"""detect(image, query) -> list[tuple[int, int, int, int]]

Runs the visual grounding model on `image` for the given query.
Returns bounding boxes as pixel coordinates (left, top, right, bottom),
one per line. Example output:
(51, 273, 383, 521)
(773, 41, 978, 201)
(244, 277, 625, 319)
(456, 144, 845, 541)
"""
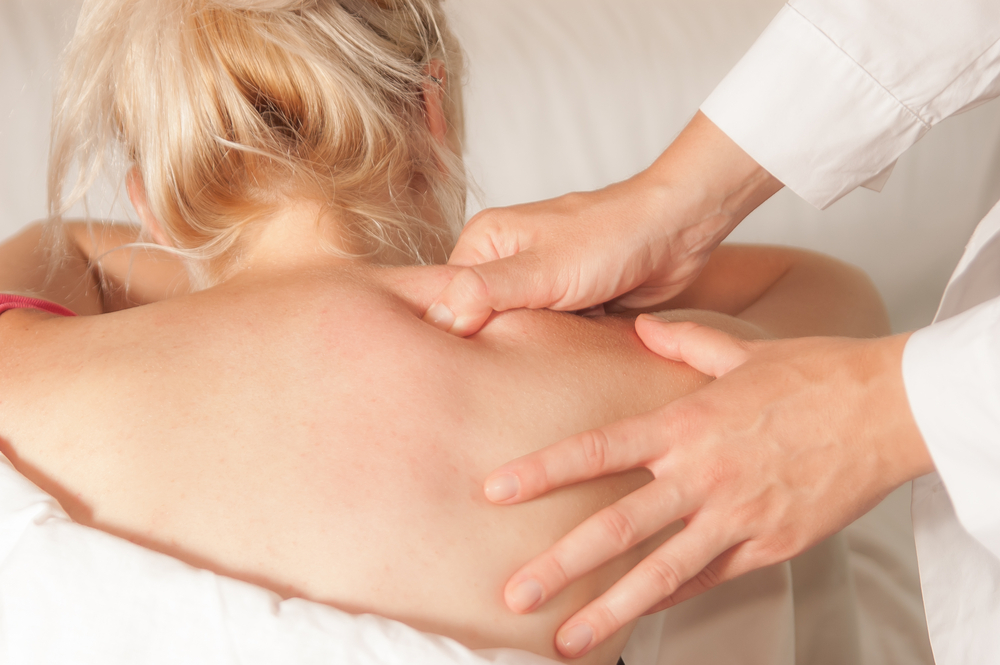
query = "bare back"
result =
(0, 263, 708, 664)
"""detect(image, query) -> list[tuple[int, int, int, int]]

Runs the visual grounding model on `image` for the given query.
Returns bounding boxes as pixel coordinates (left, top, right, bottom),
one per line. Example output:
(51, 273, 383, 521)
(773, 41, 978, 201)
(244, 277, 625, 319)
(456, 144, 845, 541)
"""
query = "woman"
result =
(0, 0, 888, 662)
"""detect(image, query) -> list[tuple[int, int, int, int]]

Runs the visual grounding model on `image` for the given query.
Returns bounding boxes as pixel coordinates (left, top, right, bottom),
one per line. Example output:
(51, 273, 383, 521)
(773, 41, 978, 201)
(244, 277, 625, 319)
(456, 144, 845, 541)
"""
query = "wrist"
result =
(638, 112, 782, 257)
(867, 333, 936, 486)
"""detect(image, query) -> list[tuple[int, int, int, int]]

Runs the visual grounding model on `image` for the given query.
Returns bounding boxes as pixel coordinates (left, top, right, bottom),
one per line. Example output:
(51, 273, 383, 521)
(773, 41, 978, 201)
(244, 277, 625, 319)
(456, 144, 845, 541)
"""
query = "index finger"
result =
(554, 516, 734, 658)
(483, 409, 669, 504)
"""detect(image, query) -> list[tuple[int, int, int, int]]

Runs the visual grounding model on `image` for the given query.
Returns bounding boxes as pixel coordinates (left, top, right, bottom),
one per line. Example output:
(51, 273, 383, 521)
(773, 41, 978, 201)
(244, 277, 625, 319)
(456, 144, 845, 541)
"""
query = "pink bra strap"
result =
(0, 294, 77, 318)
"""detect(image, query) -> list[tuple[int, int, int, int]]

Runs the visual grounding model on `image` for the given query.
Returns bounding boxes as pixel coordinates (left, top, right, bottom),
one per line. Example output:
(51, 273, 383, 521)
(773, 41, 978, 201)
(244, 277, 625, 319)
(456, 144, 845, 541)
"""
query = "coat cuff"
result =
(701, 4, 927, 209)
(903, 297, 1000, 558)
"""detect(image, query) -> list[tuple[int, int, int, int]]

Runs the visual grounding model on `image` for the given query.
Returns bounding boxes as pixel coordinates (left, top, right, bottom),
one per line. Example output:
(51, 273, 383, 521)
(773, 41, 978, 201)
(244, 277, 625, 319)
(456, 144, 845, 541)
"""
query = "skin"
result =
(0, 211, 888, 663)
(423, 112, 936, 657)
(0, 248, 672, 665)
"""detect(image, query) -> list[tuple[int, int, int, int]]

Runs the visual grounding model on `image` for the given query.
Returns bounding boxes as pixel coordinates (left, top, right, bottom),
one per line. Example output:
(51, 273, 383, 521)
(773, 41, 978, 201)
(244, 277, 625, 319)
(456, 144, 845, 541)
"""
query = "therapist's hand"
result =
(423, 113, 782, 336)
(484, 316, 935, 658)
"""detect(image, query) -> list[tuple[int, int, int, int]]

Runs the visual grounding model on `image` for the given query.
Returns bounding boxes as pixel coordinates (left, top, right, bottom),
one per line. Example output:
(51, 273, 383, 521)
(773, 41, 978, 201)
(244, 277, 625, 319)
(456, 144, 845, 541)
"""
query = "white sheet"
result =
(1, 440, 830, 664)
(0, 453, 562, 665)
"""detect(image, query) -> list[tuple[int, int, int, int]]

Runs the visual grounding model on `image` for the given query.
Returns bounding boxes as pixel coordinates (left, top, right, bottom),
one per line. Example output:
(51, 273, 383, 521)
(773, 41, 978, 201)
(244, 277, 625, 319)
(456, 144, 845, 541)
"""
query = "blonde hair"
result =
(49, 0, 466, 284)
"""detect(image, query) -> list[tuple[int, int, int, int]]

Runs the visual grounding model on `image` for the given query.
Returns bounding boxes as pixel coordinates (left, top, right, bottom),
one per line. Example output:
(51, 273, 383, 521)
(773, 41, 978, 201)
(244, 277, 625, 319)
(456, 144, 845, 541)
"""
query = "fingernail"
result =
(424, 302, 456, 331)
(559, 623, 594, 656)
(508, 579, 543, 612)
(484, 473, 519, 502)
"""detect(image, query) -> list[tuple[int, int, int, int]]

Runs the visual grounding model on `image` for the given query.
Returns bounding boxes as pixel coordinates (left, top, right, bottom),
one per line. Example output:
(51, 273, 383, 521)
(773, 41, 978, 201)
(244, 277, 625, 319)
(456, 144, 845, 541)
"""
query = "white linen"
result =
(0, 424, 906, 665)
(0, 436, 845, 665)
(702, 1, 1000, 662)
(0, 453, 562, 665)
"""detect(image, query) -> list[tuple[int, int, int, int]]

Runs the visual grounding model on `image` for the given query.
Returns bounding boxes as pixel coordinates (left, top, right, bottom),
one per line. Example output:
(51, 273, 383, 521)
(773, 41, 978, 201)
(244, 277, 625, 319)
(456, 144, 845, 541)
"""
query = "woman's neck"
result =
(237, 188, 451, 277)
(240, 202, 350, 272)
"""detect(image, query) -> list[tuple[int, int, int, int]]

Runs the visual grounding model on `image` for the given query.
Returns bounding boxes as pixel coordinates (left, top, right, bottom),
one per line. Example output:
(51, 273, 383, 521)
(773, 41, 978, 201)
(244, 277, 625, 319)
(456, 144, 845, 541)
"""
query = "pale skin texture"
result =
(424, 113, 936, 657)
(0, 213, 884, 663)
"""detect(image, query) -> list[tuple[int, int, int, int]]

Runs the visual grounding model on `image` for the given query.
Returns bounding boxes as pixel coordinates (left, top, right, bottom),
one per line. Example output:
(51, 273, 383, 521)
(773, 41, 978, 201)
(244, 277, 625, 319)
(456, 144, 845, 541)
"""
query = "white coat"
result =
(702, 2, 1000, 662)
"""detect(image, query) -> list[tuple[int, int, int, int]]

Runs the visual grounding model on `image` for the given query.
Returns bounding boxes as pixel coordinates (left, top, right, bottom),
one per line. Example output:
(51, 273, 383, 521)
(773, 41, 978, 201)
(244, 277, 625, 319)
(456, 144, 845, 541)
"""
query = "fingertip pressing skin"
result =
(505, 578, 543, 613)
(422, 299, 490, 337)
(484, 472, 520, 503)
(423, 301, 457, 331)
(635, 315, 753, 378)
(634, 315, 717, 363)
(558, 622, 594, 657)
(422, 267, 495, 336)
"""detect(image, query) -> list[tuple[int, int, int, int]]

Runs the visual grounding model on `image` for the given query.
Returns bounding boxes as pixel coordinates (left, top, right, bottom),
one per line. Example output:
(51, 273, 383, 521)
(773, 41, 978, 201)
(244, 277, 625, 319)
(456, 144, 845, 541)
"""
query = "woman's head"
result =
(50, 0, 466, 284)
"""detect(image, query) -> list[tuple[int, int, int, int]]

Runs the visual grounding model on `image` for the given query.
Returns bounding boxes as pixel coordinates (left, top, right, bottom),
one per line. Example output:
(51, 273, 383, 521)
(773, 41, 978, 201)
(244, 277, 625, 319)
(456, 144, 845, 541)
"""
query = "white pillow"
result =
(0, 454, 561, 665)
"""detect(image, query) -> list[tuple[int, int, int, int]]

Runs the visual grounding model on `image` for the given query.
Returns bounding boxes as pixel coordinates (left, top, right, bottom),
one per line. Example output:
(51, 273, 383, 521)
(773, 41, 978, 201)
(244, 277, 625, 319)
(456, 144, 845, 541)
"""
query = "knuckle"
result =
(759, 531, 806, 564)
(545, 554, 573, 589)
(586, 599, 626, 637)
(597, 505, 641, 550)
(703, 460, 732, 489)
(468, 206, 503, 226)
(692, 564, 722, 591)
(641, 555, 684, 597)
(479, 207, 518, 236)
(451, 266, 490, 304)
(578, 428, 612, 475)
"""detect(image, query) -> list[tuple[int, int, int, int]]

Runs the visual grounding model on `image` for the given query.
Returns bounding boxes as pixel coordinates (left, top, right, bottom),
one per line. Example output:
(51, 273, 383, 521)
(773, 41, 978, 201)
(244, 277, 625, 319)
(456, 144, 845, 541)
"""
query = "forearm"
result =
(635, 112, 783, 259)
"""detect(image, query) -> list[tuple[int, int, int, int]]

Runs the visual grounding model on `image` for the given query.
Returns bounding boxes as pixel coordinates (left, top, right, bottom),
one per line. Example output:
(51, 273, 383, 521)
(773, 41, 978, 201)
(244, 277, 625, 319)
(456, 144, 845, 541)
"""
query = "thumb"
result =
(635, 315, 751, 378)
(424, 251, 551, 337)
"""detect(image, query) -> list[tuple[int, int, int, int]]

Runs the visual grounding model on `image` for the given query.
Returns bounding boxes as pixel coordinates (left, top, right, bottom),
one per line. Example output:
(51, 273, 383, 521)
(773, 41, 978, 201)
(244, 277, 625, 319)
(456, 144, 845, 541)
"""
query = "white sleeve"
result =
(701, 1, 1000, 209)
(903, 296, 1000, 559)
(0, 455, 554, 665)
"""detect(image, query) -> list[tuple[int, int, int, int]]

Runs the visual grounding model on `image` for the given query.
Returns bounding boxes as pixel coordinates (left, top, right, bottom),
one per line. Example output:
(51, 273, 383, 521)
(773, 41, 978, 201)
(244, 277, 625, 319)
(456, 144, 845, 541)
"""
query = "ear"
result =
(126, 167, 172, 247)
(422, 59, 448, 146)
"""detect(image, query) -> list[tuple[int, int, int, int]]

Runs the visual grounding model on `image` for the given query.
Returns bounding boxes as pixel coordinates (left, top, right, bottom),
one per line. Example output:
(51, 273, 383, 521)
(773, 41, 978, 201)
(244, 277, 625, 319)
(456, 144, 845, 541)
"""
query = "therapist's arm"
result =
(504, 329, 933, 658)
(426, 0, 1000, 339)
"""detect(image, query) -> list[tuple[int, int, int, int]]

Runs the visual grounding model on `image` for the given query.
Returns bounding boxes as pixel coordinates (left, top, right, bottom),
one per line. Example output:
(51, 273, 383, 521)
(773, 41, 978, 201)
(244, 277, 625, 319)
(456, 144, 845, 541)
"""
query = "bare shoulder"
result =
(63, 220, 190, 308)
(0, 271, 704, 664)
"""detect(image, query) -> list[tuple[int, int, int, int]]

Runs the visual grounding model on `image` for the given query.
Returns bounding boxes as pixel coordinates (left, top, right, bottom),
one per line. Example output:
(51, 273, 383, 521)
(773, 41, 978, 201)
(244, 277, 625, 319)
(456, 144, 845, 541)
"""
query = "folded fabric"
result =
(0, 453, 558, 665)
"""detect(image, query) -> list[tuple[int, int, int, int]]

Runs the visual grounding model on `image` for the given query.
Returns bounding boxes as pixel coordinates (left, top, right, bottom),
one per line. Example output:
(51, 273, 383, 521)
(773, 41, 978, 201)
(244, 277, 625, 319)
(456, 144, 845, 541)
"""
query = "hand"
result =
(424, 113, 782, 336)
(424, 177, 702, 335)
(483, 316, 934, 658)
